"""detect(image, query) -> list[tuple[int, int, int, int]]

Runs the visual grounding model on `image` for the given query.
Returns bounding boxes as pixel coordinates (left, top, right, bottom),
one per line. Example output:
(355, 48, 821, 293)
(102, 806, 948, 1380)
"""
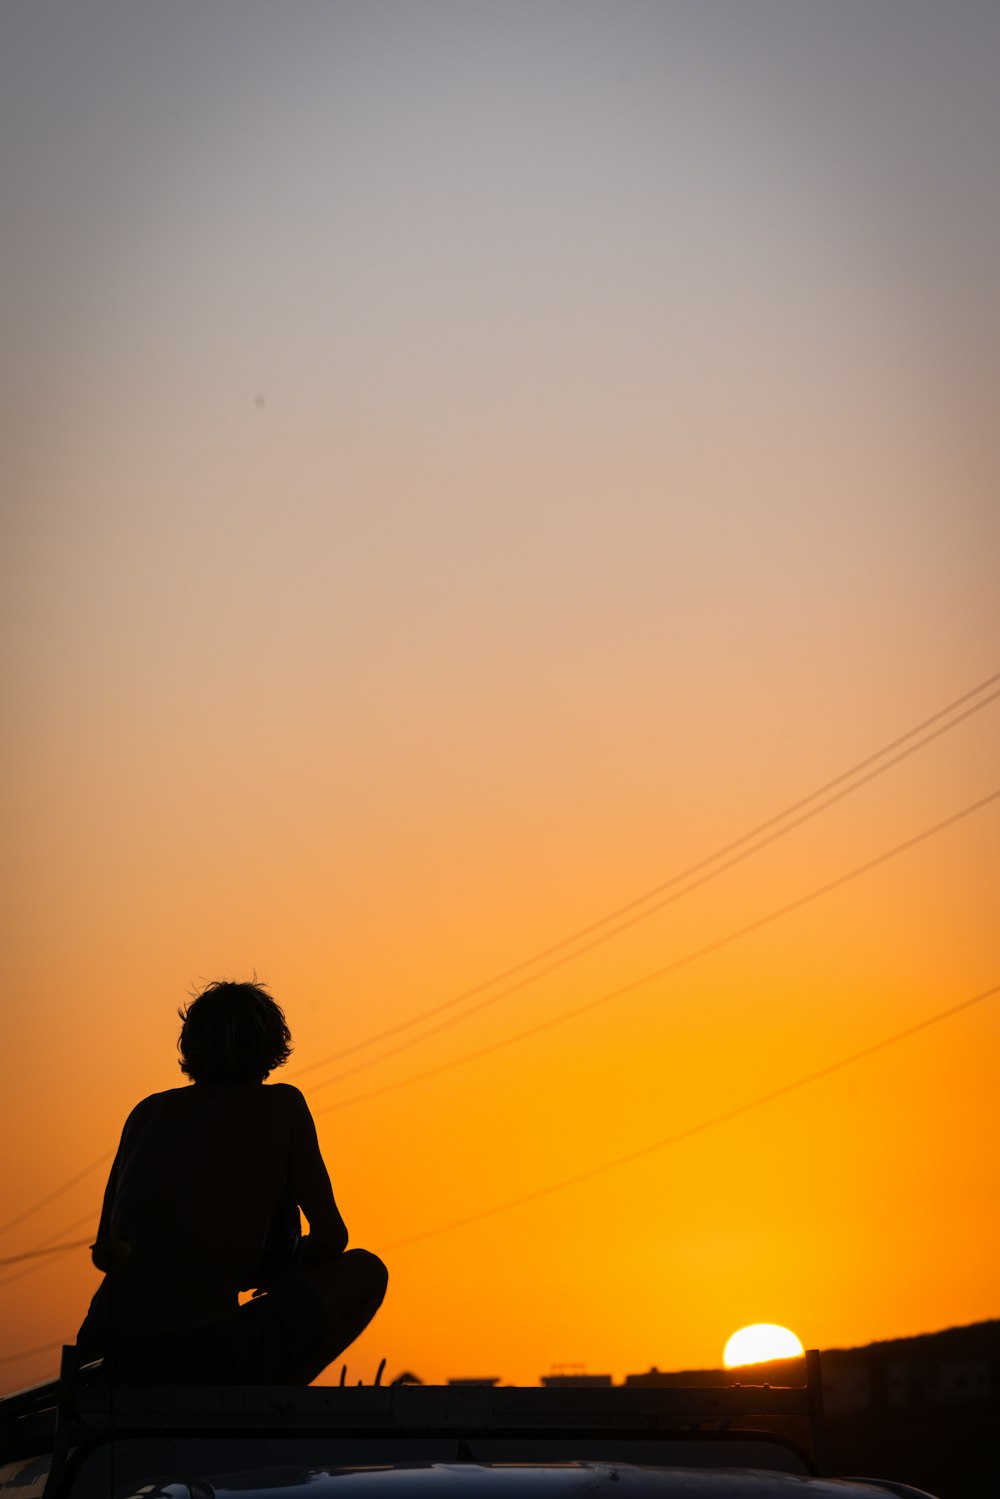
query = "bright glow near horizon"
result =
(724, 1325, 805, 1368)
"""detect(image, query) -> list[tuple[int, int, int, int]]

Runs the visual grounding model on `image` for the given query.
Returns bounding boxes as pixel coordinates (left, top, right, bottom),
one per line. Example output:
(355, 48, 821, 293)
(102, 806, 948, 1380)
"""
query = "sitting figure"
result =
(76, 980, 388, 1384)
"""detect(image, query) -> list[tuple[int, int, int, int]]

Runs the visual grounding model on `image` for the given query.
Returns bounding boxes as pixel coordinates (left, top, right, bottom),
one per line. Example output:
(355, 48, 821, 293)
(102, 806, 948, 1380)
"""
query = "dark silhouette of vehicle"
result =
(0, 1349, 939, 1499)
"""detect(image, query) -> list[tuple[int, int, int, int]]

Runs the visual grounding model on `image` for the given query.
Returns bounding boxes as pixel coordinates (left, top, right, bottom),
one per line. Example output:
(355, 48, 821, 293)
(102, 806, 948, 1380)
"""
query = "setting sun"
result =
(724, 1325, 805, 1368)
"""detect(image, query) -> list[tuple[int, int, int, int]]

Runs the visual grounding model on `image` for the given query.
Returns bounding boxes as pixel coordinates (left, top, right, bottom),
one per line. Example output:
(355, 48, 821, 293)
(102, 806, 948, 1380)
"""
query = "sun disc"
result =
(723, 1324, 804, 1367)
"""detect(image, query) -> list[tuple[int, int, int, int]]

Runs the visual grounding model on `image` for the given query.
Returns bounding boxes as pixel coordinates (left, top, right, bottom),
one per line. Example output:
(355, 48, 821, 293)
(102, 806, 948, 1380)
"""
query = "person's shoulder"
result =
(121, 1088, 180, 1132)
(265, 1081, 309, 1109)
(264, 1081, 317, 1127)
(133, 1086, 188, 1106)
(129, 1087, 187, 1113)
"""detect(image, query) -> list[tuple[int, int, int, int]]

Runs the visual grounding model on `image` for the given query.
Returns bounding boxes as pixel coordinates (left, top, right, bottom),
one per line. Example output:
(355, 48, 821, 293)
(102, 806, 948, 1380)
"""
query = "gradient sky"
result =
(1, 1, 998, 1392)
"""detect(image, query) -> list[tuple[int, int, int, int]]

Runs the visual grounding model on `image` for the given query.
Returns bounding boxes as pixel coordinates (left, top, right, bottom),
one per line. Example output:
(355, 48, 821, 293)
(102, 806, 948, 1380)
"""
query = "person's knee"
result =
(343, 1248, 388, 1304)
(306, 1248, 387, 1310)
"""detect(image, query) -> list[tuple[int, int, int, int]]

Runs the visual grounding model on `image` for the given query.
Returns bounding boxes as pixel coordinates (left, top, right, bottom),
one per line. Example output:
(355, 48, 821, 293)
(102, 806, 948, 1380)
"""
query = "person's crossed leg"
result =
(239, 1241, 389, 1379)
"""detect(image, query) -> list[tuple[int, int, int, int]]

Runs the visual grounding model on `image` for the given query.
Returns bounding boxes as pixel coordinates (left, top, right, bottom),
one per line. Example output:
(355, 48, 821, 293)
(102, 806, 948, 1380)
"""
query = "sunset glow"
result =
(724, 1325, 805, 1368)
(2, 2, 998, 1398)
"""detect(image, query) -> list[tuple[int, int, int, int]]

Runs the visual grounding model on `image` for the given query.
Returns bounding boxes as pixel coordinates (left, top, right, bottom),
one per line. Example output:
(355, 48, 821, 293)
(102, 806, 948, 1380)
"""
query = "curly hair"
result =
(178, 980, 293, 1084)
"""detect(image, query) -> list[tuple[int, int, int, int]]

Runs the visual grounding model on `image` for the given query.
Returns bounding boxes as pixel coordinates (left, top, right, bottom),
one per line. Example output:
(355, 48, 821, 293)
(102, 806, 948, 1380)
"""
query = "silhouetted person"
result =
(76, 980, 387, 1384)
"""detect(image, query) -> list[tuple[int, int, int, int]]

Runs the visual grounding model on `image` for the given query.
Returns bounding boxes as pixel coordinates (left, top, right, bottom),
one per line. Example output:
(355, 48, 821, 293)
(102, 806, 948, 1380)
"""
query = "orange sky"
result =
(2, 2, 998, 1393)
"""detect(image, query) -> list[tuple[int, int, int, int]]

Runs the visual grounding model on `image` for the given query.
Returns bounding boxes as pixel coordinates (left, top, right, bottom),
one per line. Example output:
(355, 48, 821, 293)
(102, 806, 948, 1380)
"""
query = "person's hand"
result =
(250, 1236, 308, 1296)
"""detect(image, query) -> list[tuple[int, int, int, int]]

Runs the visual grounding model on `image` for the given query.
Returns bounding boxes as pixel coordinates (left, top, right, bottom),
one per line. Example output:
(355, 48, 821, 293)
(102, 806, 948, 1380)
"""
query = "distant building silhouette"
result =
(823, 1323, 997, 1411)
(619, 1323, 1000, 1497)
(541, 1373, 613, 1388)
(623, 1323, 997, 1412)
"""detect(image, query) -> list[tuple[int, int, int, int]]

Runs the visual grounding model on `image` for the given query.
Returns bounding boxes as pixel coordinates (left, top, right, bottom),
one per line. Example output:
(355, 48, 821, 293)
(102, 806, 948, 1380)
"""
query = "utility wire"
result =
(308, 694, 1000, 1098)
(9, 758, 982, 1280)
(0, 1153, 112, 1242)
(315, 787, 999, 1115)
(5, 672, 997, 1272)
(0, 1211, 98, 1292)
(4, 778, 996, 1281)
(0, 1238, 91, 1268)
(294, 670, 1000, 1086)
(379, 981, 1000, 1251)
(3, 981, 996, 1380)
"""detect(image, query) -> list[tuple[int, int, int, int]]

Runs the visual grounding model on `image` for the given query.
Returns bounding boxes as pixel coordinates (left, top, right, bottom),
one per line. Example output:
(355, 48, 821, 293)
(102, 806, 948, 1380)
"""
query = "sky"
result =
(1, 0, 998, 1392)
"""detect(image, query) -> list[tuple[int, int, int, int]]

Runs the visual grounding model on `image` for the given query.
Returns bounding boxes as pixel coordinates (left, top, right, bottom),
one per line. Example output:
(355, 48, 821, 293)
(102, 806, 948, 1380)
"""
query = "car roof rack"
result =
(0, 1346, 827, 1497)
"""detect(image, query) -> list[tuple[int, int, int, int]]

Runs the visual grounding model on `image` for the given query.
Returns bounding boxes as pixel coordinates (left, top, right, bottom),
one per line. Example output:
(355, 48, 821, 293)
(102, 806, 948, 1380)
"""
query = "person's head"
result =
(177, 979, 292, 1084)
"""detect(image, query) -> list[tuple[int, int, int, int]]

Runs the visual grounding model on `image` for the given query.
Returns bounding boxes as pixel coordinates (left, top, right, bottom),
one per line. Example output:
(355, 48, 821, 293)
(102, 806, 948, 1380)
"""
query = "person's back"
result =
(77, 981, 388, 1383)
(95, 1080, 316, 1333)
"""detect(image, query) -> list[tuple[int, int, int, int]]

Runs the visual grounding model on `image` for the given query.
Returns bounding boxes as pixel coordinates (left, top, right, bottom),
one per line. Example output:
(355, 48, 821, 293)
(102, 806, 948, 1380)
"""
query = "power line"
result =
(307, 691, 1000, 1099)
(294, 670, 1000, 1087)
(0, 1238, 91, 1268)
(378, 981, 1000, 1251)
(315, 787, 999, 1115)
(4, 672, 997, 1273)
(3, 981, 996, 1379)
(0, 1211, 98, 1292)
(4, 780, 995, 1288)
(0, 1152, 112, 1242)
(9, 759, 979, 1283)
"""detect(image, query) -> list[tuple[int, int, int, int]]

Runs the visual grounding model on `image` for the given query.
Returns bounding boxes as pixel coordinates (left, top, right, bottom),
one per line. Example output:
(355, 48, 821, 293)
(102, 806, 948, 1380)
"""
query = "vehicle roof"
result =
(117, 1461, 930, 1499)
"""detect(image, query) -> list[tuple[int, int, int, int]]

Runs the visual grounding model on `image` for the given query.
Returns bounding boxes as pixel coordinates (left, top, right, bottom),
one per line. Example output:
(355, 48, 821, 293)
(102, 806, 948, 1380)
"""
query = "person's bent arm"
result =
(284, 1086, 348, 1261)
(90, 1149, 123, 1270)
(90, 1097, 150, 1271)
